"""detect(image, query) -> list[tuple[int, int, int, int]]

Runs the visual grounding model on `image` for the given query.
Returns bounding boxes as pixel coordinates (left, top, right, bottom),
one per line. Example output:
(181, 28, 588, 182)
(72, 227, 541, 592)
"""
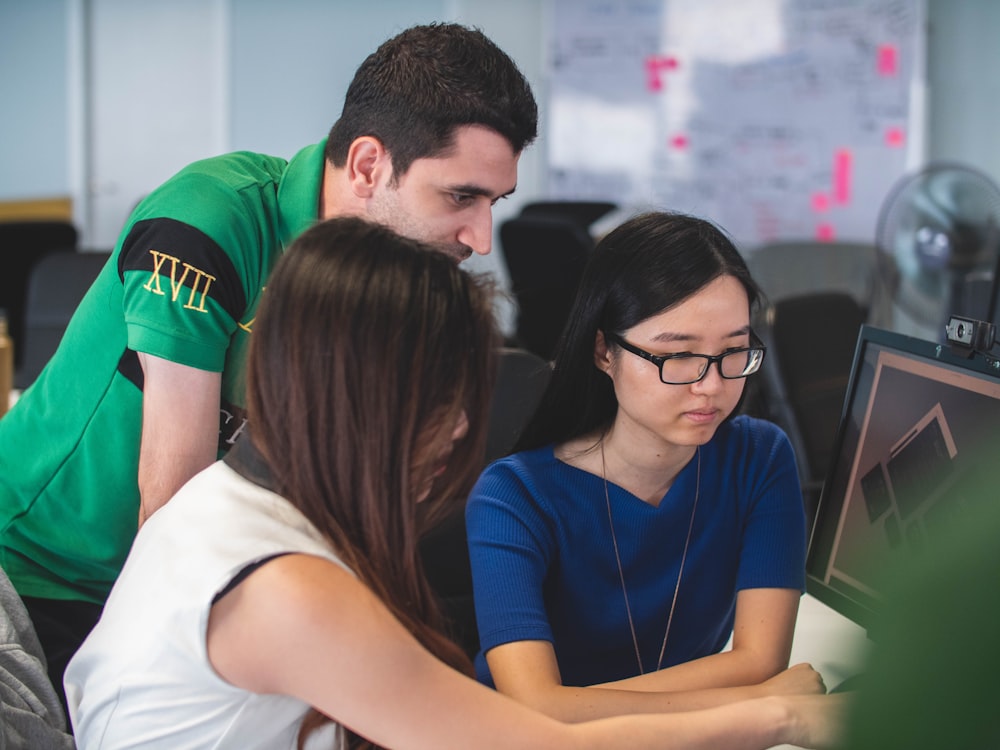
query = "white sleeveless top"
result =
(65, 458, 349, 749)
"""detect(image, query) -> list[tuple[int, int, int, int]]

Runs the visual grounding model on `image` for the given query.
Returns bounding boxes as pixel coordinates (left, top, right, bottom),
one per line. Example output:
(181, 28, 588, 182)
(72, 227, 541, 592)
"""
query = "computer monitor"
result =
(805, 325, 1000, 634)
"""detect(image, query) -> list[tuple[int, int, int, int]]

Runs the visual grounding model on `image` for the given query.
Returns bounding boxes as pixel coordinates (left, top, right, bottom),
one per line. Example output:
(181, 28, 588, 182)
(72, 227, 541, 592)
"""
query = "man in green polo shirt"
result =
(0, 22, 537, 699)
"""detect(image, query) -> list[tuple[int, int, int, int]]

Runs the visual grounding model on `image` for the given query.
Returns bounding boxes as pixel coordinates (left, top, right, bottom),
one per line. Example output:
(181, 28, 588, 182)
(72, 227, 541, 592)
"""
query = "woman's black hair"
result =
(514, 210, 762, 452)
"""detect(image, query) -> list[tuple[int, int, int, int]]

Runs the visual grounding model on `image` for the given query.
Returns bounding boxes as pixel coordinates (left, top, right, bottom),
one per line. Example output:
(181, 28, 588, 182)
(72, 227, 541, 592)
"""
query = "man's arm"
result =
(137, 352, 221, 526)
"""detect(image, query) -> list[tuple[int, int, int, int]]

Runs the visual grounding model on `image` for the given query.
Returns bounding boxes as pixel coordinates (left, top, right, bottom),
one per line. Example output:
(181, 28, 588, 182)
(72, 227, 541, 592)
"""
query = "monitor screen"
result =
(805, 325, 1000, 633)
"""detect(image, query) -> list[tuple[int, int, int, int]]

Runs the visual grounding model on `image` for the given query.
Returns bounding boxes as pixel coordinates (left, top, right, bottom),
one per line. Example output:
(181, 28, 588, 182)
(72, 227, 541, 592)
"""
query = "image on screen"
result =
(805, 326, 1000, 631)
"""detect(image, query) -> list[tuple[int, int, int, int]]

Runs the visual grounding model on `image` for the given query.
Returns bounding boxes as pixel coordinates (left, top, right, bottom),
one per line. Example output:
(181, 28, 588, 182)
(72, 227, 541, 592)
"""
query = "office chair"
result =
(756, 291, 868, 527)
(0, 221, 79, 373)
(747, 240, 888, 326)
(482, 347, 553, 464)
(500, 214, 595, 361)
(15, 250, 111, 389)
(745, 241, 882, 524)
(420, 347, 552, 658)
(519, 200, 617, 230)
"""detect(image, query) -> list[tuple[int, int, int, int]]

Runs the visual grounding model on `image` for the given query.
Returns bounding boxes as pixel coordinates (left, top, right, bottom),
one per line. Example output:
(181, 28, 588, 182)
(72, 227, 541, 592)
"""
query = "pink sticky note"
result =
(816, 223, 836, 241)
(670, 133, 689, 150)
(645, 55, 680, 91)
(812, 193, 830, 212)
(645, 56, 665, 91)
(885, 127, 906, 147)
(877, 45, 898, 76)
(833, 149, 852, 205)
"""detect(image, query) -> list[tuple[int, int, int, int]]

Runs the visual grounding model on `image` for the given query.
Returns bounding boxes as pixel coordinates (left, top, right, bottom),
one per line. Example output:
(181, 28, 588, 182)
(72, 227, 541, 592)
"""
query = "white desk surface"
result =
(768, 593, 871, 749)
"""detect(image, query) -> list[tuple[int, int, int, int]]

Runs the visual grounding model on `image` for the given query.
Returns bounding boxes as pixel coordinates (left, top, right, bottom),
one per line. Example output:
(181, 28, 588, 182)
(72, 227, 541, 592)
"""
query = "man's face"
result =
(366, 125, 520, 262)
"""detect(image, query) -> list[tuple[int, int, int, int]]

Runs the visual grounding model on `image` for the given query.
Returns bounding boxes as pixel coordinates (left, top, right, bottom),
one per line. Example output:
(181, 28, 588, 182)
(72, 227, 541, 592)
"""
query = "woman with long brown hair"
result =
(64, 217, 843, 749)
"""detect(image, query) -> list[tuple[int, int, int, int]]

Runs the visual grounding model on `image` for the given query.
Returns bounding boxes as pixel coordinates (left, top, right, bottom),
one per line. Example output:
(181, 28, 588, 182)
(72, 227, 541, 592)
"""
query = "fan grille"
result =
(875, 163, 1000, 331)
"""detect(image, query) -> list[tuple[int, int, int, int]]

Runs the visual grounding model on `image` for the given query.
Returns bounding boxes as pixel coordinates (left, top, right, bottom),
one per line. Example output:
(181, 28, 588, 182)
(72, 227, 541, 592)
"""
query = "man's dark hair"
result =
(325, 23, 538, 179)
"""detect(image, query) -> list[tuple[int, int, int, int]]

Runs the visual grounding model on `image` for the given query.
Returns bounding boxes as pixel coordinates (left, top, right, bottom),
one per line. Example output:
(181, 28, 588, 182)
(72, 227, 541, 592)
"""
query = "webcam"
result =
(945, 315, 996, 354)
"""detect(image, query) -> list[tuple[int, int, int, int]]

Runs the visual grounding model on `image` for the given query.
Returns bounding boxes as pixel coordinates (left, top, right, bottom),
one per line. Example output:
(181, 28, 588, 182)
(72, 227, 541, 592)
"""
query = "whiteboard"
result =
(545, 0, 926, 248)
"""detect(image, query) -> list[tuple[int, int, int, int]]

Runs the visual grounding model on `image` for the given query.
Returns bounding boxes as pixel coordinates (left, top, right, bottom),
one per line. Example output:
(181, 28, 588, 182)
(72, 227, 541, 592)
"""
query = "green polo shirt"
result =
(0, 141, 325, 604)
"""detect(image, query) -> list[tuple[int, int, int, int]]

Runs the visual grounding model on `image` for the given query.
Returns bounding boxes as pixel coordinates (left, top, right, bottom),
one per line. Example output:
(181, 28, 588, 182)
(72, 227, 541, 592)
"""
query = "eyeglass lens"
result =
(660, 349, 763, 383)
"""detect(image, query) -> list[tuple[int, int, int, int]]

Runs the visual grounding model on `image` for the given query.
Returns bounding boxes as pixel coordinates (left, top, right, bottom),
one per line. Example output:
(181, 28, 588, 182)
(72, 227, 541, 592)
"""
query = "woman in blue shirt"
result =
(467, 210, 821, 720)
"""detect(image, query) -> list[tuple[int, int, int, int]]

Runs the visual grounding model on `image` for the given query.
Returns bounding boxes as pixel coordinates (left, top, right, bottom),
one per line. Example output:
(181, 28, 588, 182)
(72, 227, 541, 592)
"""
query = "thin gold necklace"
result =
(601, 442, 701, 675)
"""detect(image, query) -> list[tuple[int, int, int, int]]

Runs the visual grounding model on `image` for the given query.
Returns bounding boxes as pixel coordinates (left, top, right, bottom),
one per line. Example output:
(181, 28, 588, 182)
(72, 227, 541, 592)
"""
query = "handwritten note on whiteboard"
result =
(545, 0, 925, 248)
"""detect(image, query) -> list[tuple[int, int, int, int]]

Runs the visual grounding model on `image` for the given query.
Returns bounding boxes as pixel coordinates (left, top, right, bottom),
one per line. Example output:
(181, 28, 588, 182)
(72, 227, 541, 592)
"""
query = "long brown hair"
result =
(245, 217, 499, 748)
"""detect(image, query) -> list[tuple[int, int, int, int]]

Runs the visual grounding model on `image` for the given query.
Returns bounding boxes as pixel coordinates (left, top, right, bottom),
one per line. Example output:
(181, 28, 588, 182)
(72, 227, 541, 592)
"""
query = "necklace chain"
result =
(601, 442, 701, 675)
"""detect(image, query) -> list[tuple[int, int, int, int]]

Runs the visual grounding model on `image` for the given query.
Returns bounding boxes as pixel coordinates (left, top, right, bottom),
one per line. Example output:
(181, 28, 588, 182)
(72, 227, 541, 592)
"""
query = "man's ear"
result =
(344, 136, 391, 198)
(594, 330, 613, 375)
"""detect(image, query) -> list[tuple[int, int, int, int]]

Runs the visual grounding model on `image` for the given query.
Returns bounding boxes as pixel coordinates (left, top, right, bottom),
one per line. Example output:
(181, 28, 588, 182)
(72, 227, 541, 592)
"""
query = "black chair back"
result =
(500, 215, 595, 360)
(519, 200, 617, 229)
(420, 347, 552, 658)
(0, 221, 78, 371)
(15, 250, 111, 389)
(756, 291, 868, 527)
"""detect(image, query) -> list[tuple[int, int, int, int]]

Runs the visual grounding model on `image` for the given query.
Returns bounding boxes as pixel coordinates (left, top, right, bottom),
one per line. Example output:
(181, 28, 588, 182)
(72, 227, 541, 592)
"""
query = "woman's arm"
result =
(599, 588, 801, 694)
(485, 608, 820, 726)
(207, 554, 841, 750)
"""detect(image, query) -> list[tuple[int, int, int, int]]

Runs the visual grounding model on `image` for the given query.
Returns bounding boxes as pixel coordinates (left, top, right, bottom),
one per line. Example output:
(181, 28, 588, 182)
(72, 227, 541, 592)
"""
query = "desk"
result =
(770, 593, 870, 749)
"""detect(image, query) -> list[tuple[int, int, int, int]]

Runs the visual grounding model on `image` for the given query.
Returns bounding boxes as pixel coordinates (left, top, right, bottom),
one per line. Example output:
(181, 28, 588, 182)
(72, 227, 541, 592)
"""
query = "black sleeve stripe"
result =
(118, 217, 247, 324)
(116, 348, 144, 390)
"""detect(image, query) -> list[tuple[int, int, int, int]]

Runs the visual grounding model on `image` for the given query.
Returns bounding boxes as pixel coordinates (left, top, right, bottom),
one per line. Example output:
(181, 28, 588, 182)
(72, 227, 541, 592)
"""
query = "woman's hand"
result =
(757, 662, 828, 697)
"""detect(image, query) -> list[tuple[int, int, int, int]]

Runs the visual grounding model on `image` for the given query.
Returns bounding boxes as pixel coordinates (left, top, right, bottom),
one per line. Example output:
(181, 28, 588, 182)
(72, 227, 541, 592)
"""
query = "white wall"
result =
(0, 0, 71, 200)
(83, 0, 229, 251)
(926, 0, 1000, 180)
(3, 0, 1000, 312)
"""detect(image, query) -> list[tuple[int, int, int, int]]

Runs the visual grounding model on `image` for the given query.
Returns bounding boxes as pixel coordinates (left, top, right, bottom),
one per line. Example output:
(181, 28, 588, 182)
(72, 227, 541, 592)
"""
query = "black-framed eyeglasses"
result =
(606, 331, 766, 385)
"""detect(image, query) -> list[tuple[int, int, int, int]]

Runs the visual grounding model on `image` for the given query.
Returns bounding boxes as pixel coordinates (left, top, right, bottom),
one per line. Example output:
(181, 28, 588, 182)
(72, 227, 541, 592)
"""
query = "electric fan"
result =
(875, 162, 1000, 343)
